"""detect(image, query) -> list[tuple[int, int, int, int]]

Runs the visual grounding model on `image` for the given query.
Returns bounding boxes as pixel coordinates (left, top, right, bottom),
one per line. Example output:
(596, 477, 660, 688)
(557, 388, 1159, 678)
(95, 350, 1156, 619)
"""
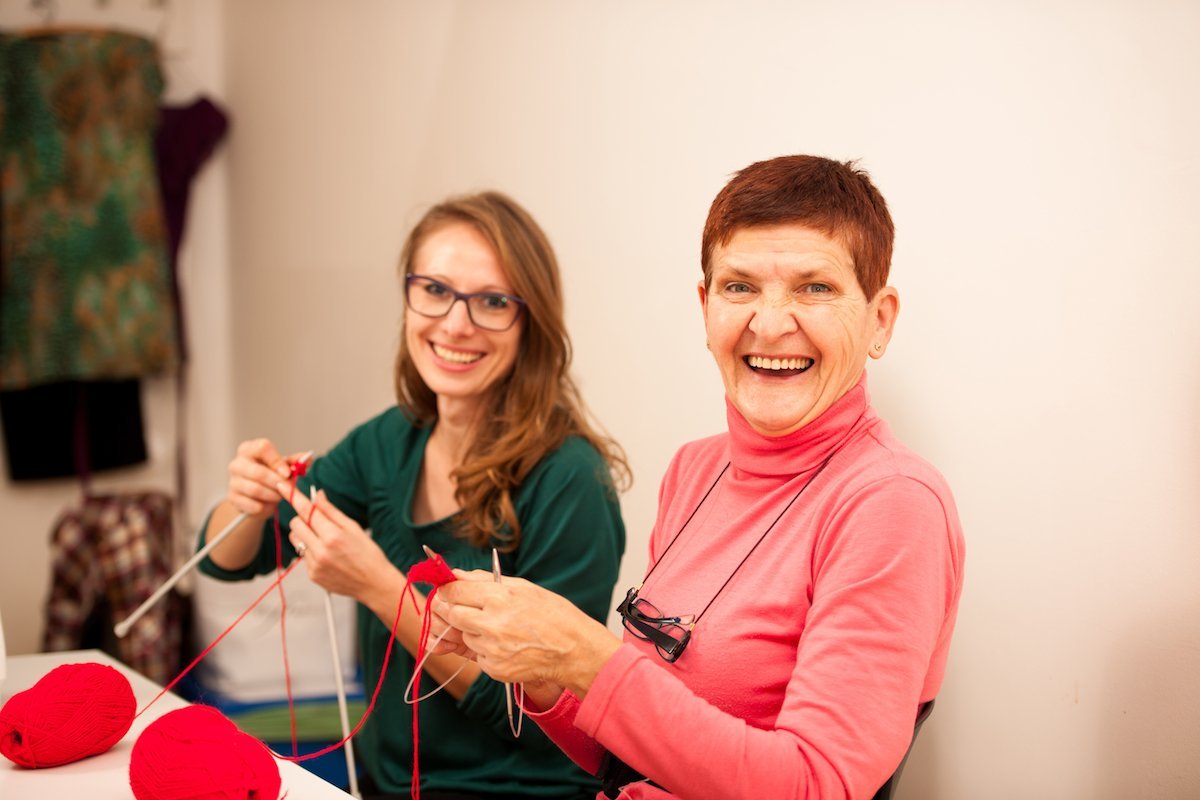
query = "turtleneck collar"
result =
(725, 371, 875, 478)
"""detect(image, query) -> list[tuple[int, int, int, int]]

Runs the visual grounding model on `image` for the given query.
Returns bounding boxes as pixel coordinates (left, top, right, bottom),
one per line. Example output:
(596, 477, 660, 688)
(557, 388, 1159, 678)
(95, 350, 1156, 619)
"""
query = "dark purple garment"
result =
(155, 96, 230, 362)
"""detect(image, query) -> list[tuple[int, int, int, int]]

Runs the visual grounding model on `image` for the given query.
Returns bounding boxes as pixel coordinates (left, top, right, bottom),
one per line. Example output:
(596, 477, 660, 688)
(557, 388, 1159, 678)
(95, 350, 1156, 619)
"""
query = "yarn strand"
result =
(136, 559, 304, 716)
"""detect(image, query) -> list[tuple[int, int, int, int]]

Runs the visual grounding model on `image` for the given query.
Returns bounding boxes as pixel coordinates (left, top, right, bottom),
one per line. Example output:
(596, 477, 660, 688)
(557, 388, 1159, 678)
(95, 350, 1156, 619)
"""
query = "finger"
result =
(288, 513, 325, 553)
(278, 479, 316, 519)
(288, 530, 314, 559)
(239, 439, 292, 479)
(313, 490, 355, 530)
(436, 579, 498, 608)
(439, 600, 491, 636)
(449, 568, 498, 583)
(230, 474, 279, 504)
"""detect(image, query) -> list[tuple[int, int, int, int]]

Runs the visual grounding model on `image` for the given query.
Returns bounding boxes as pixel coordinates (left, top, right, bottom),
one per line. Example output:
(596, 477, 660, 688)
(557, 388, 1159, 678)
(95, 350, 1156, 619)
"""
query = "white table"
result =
(0, 649, 354, 799)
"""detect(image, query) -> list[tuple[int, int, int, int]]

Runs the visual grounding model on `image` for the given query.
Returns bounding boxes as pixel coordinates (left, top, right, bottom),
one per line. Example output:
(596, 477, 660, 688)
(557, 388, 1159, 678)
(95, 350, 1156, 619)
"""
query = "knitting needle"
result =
(114, 451, 313, 639)
(114, 511, 246, 638)
(493, 548, 523, 737)
(312, 489, 361, 799)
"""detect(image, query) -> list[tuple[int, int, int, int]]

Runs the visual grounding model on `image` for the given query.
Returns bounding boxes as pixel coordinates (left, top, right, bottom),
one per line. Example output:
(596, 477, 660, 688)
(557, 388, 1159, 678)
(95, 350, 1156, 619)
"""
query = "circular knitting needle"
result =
(493, 548, 523, 738)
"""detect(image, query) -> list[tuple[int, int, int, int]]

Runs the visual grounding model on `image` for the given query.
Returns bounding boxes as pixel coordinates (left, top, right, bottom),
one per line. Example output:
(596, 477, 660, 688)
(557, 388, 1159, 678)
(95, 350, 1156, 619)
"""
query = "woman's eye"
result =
(479, 294, 510, 310)
(805, 283, 832, 294)
(724, 282, 753, 295)
(424, 281, 450, 297)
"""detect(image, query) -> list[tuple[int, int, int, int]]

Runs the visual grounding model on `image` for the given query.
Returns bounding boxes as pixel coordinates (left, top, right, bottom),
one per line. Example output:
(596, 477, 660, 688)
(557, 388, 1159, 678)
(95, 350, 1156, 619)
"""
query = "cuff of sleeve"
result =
(196, 507, 266, 581)
(519, 684, 582, 722)
(574, 643, 650, 738)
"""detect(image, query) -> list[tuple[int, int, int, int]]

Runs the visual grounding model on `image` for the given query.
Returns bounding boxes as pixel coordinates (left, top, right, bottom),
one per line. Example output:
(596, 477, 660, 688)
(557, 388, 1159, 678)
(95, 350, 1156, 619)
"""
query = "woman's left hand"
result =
(432, 573, 621, 696)
(282, 486, 399, 605)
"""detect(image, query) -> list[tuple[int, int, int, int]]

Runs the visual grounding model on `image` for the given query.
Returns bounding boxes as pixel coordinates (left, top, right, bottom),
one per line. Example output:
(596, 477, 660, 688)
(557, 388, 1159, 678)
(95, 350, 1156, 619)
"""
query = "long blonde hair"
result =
(395, 191, 630, 549)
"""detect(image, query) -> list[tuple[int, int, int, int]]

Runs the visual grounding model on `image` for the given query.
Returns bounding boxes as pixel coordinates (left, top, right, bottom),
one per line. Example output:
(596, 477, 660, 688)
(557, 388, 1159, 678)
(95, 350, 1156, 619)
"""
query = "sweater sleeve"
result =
(572, 475, 961, 800)
(457, 437, 626, 743)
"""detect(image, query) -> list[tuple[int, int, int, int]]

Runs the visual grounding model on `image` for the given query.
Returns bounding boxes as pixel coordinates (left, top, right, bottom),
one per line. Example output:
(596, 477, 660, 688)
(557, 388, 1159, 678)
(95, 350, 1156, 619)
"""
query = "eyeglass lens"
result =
(405, 275, 523, 331)
(619, 589, 692, 662)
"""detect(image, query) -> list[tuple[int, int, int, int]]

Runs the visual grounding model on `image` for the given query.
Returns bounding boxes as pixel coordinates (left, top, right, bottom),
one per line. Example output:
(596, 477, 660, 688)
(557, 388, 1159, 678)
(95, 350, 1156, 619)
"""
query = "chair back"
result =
(871, 699, 935, 800)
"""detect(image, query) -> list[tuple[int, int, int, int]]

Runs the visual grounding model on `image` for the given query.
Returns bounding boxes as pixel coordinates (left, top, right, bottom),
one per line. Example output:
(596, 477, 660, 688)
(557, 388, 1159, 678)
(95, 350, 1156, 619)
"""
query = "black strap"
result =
(598, 750, 664, 798)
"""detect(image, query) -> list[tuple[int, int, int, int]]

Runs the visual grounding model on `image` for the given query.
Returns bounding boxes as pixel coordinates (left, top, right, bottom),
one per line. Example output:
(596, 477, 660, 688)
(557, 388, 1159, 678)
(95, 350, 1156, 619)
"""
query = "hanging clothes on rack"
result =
(42, 490, 187, 685)
(0, 29, 178, 387)
(0, 29, 178, 483)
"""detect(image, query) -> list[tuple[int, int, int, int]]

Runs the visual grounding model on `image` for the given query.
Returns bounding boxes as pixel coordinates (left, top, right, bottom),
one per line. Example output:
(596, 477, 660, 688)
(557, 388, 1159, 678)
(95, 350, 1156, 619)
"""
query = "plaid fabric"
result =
(42, 492, 184, 685)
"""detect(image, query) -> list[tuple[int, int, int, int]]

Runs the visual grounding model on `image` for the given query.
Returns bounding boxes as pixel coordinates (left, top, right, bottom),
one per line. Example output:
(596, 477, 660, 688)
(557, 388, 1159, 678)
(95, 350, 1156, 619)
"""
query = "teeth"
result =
(433, 343, 483, 364)
(747, 356, 814, 371)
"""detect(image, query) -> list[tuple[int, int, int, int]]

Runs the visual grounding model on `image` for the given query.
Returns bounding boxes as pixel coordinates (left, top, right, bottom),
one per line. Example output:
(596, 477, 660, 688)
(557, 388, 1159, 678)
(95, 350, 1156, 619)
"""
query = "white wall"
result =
(3, 1, 1197, 797)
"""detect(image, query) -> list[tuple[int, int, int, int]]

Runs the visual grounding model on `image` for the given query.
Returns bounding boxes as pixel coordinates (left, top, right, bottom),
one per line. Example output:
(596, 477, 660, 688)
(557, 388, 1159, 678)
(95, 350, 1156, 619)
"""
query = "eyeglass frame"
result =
(404, 273, 527, 332)
(617, 586, 694, 663)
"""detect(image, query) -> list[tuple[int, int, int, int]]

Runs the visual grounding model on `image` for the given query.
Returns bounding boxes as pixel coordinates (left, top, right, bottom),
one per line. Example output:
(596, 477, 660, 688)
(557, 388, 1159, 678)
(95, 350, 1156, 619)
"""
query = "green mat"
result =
(228, 699, 368, 742)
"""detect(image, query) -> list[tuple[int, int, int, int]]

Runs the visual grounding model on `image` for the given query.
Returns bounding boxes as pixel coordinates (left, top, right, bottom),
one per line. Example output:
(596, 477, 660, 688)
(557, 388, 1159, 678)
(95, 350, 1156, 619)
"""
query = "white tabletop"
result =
(0, 649, 354, 799)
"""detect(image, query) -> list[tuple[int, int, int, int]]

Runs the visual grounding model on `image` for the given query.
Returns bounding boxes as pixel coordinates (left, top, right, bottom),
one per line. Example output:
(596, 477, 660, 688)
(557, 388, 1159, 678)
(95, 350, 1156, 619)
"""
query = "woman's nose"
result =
(748, 296, 800, 339)
(440, 297, 477, 334)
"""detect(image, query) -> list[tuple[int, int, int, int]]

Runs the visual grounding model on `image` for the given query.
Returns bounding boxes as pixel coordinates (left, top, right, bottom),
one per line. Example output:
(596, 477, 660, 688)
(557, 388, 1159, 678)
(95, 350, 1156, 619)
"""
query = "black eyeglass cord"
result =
(640, 451, 837, 630)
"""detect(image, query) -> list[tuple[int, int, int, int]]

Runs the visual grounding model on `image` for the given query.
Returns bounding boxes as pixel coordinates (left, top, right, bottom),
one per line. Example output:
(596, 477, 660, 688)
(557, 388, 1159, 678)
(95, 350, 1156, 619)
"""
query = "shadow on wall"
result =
(1098, 596, 1200, 798)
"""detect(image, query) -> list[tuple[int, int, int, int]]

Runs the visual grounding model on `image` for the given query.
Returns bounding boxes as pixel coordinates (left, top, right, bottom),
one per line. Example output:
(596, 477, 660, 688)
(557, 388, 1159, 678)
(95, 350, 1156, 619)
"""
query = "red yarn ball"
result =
(0, 661, 136, 768)
(129, 705, 281, 800)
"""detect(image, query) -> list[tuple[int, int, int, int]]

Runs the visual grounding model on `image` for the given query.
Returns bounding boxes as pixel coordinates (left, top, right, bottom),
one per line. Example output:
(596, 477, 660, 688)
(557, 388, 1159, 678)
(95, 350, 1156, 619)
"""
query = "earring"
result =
(873, 343, 883, 352)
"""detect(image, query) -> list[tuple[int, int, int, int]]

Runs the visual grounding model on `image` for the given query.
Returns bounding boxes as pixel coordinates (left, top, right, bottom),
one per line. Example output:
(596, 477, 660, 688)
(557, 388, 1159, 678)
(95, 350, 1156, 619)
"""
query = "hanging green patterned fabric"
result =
(0, 30, 178, 390)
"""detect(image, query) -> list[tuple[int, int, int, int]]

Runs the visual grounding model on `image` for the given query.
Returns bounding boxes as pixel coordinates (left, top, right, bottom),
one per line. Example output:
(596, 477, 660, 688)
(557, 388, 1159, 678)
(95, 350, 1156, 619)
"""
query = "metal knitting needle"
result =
(493, 548, 523, 737)
(114, 510, 246, 638)
(113, 452, 313, 639)
(309, 486, 361, 800)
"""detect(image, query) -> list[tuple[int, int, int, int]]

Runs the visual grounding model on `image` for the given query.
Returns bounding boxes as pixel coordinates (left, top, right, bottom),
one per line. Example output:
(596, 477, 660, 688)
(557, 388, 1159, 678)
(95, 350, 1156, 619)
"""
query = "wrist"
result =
(561, 622, 621, 699)
(360, 563, 405, 615)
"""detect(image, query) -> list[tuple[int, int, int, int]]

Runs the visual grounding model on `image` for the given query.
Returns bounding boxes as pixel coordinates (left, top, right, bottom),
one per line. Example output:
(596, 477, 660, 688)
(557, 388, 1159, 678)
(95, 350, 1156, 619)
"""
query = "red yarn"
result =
(407, 552, 455, 587)
(406, 553, 457, 800)
(0, 662, 135, 768)
(138, 559, 304, 715)
(270, 458, 309, 757)
(130, 705, 281, 800)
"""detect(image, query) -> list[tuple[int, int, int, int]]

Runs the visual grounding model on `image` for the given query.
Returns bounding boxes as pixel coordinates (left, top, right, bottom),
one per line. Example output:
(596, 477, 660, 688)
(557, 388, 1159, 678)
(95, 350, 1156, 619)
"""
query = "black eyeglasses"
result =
(617, 586, 695, 663)
(404, 274, 526, 332)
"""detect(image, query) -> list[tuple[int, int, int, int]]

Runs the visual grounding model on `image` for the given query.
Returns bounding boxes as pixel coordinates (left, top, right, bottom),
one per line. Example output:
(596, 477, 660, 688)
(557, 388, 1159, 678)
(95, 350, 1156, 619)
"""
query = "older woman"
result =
(199, 191, 629, 800)
(432, 156, 966, 799)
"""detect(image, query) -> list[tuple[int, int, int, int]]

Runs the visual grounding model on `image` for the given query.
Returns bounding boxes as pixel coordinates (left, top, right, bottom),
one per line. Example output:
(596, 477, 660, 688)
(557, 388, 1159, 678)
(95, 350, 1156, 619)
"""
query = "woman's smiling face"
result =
(405, 222, 523, 415)
(699, 224, 898, 437)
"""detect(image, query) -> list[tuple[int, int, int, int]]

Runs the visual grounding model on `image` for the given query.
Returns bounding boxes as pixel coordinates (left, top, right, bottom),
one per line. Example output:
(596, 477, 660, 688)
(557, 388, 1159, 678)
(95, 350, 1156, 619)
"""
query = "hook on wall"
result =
(30, 0, 58, 25)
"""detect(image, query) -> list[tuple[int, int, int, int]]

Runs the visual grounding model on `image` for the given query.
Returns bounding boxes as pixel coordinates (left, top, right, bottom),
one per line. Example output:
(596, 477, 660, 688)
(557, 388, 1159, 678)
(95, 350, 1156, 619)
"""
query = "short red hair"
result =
(701, 155, 894, 299)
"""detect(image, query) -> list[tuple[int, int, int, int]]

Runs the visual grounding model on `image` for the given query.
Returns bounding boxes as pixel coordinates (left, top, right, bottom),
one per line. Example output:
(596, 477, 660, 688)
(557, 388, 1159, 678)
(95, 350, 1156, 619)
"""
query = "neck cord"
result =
(642, 451, 837, 627)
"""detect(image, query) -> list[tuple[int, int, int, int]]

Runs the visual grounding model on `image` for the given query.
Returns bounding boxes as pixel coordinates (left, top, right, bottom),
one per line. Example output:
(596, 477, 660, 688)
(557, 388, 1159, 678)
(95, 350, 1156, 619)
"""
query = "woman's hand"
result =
(431, 572, 622, 698)
(227, 438, 302, 521)
(283, 487, 401, 607)
(207, 439, 307, 570)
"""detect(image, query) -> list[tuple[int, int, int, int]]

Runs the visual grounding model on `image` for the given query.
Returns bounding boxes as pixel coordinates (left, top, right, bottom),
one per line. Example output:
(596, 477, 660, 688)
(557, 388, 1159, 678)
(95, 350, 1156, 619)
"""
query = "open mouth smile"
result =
(432, 343, 484, 365)
(745, 355, 814, 375)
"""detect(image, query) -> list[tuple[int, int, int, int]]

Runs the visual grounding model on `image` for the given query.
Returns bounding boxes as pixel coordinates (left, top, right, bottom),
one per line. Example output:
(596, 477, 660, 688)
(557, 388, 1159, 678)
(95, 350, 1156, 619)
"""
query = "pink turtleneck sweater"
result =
(532, 374, 965, 799)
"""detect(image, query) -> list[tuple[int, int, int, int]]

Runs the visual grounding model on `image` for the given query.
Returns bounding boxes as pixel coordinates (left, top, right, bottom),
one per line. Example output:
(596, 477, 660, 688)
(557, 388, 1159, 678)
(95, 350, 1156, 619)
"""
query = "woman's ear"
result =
(869, 286, 900, 359)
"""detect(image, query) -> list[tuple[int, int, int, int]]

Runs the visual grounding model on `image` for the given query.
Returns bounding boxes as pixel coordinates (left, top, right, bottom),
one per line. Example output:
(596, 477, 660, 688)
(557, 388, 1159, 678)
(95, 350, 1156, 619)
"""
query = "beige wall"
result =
(3, 1, 1198, 797)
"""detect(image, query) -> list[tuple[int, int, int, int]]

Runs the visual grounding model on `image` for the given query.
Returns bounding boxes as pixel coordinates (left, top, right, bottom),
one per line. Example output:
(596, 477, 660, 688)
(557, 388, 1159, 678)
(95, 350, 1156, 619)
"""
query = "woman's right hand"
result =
(226, 438, 304, 521)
